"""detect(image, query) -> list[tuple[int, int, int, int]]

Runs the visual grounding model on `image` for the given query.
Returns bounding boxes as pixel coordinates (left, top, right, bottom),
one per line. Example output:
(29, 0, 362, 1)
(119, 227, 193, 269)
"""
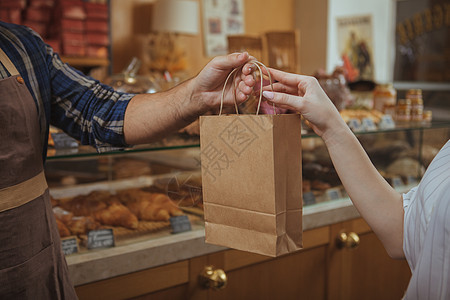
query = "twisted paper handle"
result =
(219, 60, 275, 116)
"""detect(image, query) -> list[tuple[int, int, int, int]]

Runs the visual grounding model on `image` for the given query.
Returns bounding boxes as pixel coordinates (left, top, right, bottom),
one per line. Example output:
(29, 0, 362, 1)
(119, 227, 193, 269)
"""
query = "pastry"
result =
(56, 218, 71, 237)
(93, 201, 139, 229)
(60, 190, 139, 229)
(66, 216, 101, 235)
(118, 188, 183, 221)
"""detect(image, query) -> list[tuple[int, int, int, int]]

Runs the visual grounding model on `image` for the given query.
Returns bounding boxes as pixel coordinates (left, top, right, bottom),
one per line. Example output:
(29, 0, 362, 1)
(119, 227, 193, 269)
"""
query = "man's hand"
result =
(124, 52, 254, 145)
(189, 52, 254, 111)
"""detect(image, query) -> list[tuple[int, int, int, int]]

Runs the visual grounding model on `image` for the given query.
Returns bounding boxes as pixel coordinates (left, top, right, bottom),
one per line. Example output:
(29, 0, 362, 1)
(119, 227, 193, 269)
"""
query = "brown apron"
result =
(0, 48, 77, 299)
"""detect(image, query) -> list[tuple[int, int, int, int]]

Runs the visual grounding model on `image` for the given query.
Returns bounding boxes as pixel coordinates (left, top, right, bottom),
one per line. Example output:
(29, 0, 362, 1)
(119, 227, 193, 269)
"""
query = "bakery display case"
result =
(44, 119, 450, 295)
(46, 121, 450, 246)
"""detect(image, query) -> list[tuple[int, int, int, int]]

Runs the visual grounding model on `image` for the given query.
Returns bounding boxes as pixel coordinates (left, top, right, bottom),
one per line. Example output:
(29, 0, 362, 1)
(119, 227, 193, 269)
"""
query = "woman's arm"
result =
(241, 68, 404, 258)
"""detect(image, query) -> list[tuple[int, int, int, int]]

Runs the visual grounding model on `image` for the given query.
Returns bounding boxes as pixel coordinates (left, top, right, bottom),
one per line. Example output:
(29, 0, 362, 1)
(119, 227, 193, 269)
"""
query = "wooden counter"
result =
(67, 197, 411, 299)
(67, 198, 359, 286)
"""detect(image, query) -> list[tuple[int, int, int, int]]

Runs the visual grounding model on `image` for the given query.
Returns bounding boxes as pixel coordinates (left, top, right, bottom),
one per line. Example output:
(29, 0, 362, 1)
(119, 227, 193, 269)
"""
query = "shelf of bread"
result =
(46, 120, 450, 161)
(50, 171, 203, 253)
(47, 127, 440, 255)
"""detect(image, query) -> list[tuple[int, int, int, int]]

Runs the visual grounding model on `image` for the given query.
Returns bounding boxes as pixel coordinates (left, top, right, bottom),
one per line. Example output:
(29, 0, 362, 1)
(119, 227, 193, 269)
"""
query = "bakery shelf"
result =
(46, 133, 200, 160)
(47, 121, 450, 160)
(60, 56, 109, 68)
(66, 182, 416, 286)
(47, 118, 449, 288)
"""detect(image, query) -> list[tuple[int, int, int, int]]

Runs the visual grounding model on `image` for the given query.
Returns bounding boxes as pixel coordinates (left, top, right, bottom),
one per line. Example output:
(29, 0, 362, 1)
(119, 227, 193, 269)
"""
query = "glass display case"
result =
(45, 121, 450, 255)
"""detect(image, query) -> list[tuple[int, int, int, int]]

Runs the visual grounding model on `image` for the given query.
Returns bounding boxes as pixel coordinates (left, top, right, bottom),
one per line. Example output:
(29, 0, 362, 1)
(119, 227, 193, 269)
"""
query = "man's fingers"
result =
(237, 80, 253, 96)
(213, 52, 250, 70)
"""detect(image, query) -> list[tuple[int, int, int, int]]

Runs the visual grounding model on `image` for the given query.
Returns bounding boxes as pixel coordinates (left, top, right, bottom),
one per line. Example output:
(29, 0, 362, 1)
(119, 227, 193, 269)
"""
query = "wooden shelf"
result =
(61, 56, 109, 68)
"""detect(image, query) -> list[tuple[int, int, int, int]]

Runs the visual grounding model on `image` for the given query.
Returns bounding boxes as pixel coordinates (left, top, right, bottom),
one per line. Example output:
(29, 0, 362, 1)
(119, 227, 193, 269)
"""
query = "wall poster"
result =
(202, 0, 245, 57)
(337, 15, 375, 82)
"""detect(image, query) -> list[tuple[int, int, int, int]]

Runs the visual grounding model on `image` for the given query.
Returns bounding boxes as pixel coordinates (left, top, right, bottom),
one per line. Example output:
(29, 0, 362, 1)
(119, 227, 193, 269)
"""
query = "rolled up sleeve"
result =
(48, 52, 135, 152)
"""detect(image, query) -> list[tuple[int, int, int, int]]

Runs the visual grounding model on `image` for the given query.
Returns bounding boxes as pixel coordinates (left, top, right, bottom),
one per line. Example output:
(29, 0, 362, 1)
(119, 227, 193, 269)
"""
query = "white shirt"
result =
(403, 139, 450, 299)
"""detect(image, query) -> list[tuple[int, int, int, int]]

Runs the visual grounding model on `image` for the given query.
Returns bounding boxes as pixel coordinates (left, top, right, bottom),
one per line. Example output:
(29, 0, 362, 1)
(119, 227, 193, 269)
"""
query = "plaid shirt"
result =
(0, 21, 134, 157)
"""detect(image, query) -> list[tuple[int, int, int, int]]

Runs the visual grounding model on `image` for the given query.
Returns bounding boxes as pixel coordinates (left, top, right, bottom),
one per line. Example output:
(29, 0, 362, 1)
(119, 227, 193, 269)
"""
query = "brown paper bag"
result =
(200, 61, 303, 257)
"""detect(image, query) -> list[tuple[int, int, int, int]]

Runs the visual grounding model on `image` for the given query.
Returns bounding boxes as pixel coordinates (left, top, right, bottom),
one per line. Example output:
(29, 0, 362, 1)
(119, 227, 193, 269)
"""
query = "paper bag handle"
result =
(219, 60, 275, 116)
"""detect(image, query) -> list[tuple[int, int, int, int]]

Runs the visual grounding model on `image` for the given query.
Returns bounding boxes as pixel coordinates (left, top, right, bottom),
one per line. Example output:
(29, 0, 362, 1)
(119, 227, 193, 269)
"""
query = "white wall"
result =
(327, 0, 396, 83)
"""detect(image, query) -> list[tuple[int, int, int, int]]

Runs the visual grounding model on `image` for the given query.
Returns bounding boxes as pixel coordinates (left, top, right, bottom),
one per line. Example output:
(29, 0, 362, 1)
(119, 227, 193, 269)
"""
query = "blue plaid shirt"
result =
(0, 21, 134, 157)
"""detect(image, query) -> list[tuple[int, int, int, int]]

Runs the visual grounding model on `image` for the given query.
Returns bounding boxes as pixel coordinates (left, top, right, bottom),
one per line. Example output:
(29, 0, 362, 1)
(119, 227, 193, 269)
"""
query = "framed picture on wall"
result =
(202, 0, 245, 57)
(336, 14, 375, 82)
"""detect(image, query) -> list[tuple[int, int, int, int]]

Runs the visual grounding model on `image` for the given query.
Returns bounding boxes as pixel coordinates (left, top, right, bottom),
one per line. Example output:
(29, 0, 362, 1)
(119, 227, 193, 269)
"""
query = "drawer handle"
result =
(337, 232, 360, 249)
(199, 265, 227, 290)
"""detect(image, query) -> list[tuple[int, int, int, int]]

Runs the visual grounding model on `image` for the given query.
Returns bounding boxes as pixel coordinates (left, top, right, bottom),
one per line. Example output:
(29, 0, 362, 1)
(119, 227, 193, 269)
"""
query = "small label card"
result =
(348, 119, 363, 132)
(303, 191, 316, 206)
(61, 237, 79, 255)
(170, 215, 192, 234)
(326, 188, 342, 201)
(390, 176, 404, 189)
(407, 175, 418, 185)
(361, 118, 377, 132)
(51, 132, 78, 149)
(87, 229, 115, 250)
(378, 114, 396, 130)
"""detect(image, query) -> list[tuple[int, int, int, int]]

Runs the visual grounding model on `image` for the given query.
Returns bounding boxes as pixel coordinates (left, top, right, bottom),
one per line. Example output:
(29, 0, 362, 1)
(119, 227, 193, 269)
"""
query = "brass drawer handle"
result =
(337, 232, 360, 249)
(199, 265, 227, 290)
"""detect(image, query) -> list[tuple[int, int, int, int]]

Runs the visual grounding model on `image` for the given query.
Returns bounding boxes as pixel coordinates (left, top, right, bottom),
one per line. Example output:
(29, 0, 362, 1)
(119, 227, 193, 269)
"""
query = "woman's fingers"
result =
(262, 91, 304, 112)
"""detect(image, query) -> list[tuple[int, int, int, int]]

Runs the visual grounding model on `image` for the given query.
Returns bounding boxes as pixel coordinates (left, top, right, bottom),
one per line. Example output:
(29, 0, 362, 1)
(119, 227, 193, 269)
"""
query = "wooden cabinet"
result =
(327, 218, 411, 300)
(74, 218, 411, 299)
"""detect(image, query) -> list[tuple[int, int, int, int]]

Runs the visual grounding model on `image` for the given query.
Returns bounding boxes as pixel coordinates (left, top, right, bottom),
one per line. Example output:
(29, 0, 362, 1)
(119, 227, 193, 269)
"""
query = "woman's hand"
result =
(239, 66, 347, 139)
(239, 65, 404, 259)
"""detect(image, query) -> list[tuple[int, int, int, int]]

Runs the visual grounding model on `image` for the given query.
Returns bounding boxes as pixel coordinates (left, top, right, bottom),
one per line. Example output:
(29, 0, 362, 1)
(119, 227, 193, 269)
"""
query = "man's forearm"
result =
(123, 79, 206, 145)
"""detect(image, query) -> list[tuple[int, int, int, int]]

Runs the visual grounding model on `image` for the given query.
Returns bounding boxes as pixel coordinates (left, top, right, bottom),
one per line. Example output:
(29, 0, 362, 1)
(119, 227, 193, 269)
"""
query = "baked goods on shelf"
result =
(340, 108, 384, 124)
(113, 158, 152, 179)
(59, 190, 139, 229)
(117, 188, 183, 221)
(50, 181, 201, 244)
(53, 206, 101, 237)
(56, 218, 72, 238)
(93, 201, 139, 229)
(148, 174, 203, 209)
(66, 216, 100, 235)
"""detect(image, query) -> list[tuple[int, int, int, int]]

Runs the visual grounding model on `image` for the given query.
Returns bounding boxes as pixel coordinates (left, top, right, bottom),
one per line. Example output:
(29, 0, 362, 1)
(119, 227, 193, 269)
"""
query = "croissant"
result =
(93, 202, 139, 229)
(118, 189, 183, 221)
(59, 191, 108, 216)
(56, 218, 71, 237)
(53, 206, 74, 224)
(60, 191, 139, 229)
(66, 216, 101, 235)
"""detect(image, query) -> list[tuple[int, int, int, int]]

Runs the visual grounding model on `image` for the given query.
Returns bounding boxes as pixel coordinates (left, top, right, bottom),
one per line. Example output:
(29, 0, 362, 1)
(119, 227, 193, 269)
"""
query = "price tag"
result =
(407, 175, 418, 185)
(61, 237, 79, 255)
(348, 119, 362, 132)
(361, 118, 377, 132)
(391, 176, 404, 188)
(51, 132, 78, 149)
(170, 215, 192, 234)
(87, 229, 115, 249)
(303, 191, 316, 206)
(326, 188, 342, 201)
(378, 114, 396, 130)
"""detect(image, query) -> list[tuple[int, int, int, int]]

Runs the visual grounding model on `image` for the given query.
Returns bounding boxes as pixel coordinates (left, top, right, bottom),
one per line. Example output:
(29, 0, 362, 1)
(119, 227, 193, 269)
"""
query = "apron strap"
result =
(0, 47, 20, 76)
(0, 47, 48, 152)
(0, 171, 48, 212)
